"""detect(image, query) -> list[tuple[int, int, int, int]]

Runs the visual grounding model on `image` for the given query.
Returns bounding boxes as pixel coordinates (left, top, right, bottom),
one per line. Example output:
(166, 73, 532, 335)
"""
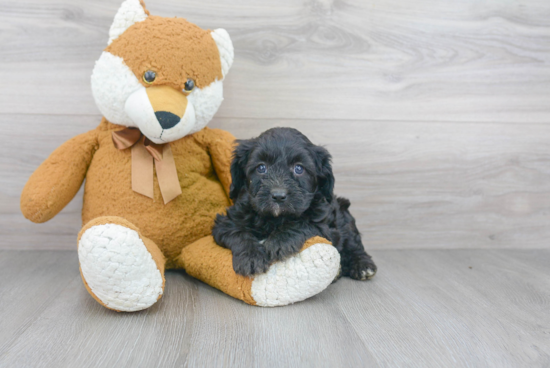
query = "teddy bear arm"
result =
(201, 128, 237, 197)
(179, 235, 341, 306)
(21, 130, 98, 223)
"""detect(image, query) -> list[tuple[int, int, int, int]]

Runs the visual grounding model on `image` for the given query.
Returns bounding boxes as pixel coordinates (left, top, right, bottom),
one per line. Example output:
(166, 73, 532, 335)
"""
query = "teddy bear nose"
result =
(155, 111, 180, 130)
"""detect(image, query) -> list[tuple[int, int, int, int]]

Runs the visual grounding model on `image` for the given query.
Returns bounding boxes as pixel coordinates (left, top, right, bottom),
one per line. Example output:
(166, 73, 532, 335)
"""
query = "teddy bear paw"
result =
(250, 242, 340, 307)
(78, 224, 164, 312)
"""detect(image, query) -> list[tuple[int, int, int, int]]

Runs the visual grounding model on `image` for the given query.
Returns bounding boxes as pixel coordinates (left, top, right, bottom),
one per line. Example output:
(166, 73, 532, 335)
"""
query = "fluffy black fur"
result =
(212, 127, 377, 280)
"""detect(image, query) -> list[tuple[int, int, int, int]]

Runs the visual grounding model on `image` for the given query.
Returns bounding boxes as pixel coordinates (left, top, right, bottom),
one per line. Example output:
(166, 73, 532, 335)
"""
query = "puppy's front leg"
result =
(213, 215, 270, 276)
(263, 222, 322, 263)
(222, 234, 270, 277)
(231, 238, 271, 276)
(338, 225, 377, 281)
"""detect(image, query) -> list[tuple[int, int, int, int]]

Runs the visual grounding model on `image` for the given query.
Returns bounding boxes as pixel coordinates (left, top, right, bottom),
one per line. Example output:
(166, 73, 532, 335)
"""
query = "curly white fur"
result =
(91, 52, 141, 127)
(78, 224, 164, 312)
(211, 29, 234, 78)
(251, 243, 341, 307)
(108, 0, 148, 45)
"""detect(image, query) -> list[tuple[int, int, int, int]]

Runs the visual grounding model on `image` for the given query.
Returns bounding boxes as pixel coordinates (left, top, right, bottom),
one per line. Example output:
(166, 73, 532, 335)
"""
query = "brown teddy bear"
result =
(20, 0, 340, 311)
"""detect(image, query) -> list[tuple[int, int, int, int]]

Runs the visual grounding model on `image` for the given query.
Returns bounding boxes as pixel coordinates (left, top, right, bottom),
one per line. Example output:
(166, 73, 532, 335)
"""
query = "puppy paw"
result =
(233, 248, 271, 277)
(263, 238, 303, 263)
(348, 257, 377, 281)
(265, 245, 298, 263)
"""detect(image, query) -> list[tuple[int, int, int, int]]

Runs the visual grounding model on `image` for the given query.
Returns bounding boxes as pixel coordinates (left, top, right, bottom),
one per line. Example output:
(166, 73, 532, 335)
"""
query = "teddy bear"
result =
(20, 0, 341, 311)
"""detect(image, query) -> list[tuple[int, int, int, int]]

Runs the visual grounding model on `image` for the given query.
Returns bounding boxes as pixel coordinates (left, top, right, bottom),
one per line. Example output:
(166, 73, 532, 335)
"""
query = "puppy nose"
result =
(271, 188, 287, 202)
(155, 111, 180, 130)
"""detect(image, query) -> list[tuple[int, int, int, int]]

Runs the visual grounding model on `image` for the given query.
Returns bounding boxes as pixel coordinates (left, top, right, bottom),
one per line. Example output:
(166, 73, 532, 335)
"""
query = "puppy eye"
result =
(143, 70, 156, 84)
(184, 78, 195, 92)
(294, 164, 304, 175)
(257, 164, 267, 174)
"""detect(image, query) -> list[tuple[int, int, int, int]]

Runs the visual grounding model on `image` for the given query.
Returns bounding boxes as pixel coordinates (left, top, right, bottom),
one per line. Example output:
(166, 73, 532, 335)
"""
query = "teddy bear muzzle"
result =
(125, 85, 196, 144)
(147, 85, 188, 129)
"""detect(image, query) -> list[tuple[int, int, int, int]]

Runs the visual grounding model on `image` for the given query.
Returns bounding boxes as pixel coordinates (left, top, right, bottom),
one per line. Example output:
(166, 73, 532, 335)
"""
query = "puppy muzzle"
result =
(252, 175, 309, 217)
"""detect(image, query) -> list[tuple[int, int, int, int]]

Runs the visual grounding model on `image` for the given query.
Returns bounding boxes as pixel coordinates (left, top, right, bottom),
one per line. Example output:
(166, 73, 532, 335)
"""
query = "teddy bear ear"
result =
(211, 29, 234, 78)
(107, 0, 149, 45)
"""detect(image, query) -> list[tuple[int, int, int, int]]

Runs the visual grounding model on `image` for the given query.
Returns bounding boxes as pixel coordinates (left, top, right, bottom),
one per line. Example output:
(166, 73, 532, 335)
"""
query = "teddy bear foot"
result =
(78, 221, 165, 312)
(180, 236, 340, 307)
(250, 239, 341, 307)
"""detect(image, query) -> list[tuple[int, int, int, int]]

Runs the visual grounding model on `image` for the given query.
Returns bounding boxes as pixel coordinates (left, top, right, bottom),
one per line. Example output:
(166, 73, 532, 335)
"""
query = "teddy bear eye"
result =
(143, 70, 156, 84)
(257, 164, 267, 174)
(184, 78, 195, 92)
(294, 164, 304, 175)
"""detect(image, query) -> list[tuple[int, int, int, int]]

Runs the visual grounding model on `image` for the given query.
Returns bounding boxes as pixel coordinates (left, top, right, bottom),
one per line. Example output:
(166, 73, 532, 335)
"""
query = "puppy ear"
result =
(312, 145, 335, 202)
(229, 139, 255, 200)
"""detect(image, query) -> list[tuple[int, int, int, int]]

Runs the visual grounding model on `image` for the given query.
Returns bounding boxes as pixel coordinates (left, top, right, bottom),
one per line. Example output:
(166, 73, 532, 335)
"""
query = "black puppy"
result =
(212, 128, 377, 281)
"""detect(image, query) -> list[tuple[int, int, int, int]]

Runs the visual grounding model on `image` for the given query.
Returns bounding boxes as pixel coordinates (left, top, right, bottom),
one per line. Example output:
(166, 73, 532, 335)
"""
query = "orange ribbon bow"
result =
(112, 128, 182, 204)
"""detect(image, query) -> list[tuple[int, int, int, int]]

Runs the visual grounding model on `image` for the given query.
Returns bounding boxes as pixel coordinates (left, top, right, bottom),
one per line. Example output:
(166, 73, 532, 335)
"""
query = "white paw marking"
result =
(251, 243, 340, 307)
(359, 268, 376, 281)
(78, 224, 163, 312)
(366, 268, 376, 278)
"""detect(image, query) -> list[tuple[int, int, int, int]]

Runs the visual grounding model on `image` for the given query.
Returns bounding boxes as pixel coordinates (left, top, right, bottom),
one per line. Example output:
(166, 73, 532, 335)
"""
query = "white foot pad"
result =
(78, 224, 164, 312)
(251, 243, 340, 307)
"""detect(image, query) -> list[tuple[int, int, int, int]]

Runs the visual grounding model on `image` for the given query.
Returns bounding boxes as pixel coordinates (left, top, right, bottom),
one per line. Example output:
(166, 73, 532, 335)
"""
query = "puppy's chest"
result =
(249, 218, 291, 240)
(251, 224, 277, 240)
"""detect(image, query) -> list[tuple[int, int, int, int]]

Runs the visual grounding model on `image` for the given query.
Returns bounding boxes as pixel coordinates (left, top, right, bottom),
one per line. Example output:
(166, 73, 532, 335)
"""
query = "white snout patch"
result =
(125, 88, 196, 144)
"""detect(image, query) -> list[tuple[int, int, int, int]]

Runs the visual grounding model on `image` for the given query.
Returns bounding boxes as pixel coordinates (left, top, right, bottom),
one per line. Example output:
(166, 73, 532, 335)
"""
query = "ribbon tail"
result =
(131, 143, 154, 199)
(143, 138, 164, 161)
(155, 144, 182, 204)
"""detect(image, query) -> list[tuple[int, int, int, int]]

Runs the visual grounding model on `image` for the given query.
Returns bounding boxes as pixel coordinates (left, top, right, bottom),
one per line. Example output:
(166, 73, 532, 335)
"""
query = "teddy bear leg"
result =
(178, 236, 340, 307)
(77, 216, 166, 312)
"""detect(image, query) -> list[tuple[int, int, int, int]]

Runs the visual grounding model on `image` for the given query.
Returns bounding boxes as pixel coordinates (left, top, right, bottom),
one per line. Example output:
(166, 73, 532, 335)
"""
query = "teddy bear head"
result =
(91, 0, 234, 144)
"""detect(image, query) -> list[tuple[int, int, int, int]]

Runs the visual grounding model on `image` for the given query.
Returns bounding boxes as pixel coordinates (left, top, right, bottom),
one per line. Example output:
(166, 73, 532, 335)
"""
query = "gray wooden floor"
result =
(1, 0, 550, 366)
(1, 249, 549, 367)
